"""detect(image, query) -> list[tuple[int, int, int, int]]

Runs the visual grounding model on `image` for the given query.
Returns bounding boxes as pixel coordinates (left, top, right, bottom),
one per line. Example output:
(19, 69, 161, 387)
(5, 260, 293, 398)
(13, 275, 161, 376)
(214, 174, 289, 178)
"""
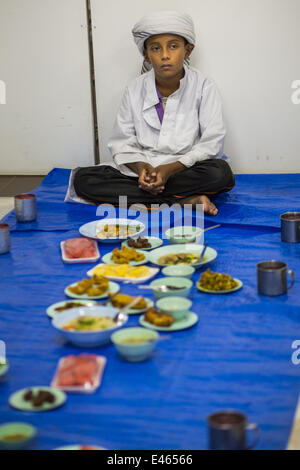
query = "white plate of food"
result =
(46, 300, 98, 318)
(64, 277, 120, 300)
(106, 293, 154, 315)
(122, 236, 163, 251)
(102, 246, 149, 266)
(87, 263, 159, 284)
(79, 218, 145, 243)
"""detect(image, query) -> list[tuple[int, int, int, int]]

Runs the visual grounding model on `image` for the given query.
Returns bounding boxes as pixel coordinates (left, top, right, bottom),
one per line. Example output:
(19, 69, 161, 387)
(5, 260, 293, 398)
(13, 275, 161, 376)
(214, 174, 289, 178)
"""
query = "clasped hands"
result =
(138, 163, 169, 195)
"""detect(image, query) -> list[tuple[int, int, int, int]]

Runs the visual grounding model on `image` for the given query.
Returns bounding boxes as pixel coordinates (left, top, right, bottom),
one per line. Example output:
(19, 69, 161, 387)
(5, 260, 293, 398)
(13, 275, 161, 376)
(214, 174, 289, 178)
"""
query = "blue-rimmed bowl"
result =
(150, 277, 193, 299)
(156, 296, 192, 321)
(52, 306, 127, 347)
(162, 265, 195, 279)
(165, 226, 203, 244)
(111, 327, 159, 362)
(0, 422, 36, 450)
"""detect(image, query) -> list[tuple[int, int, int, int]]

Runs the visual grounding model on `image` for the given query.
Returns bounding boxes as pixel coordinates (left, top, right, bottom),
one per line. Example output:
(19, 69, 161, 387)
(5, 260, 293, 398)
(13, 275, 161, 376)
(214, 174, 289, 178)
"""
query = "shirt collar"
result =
(143, 64, 189, 111)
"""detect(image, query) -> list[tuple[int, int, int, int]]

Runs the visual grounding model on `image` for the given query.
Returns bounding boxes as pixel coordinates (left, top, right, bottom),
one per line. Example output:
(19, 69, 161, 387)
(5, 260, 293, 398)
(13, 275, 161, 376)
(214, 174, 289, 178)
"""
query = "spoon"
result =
(198, 242, 208, 262)
(113, 296, 144, 323)
(138, 285, 183, 292)
(174, 224, 221, 239)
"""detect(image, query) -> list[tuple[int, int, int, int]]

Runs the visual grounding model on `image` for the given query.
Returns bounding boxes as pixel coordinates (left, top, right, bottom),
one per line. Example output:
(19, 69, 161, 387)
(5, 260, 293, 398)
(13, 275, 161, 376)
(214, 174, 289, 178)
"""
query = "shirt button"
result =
(161, 131, 167, 136)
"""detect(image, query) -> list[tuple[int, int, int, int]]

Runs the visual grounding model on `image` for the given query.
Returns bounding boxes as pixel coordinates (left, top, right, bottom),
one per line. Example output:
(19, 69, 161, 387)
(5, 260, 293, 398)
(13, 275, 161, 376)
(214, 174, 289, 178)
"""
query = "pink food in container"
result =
(61, 238, 100, 263)
(51, 354, 106, 393)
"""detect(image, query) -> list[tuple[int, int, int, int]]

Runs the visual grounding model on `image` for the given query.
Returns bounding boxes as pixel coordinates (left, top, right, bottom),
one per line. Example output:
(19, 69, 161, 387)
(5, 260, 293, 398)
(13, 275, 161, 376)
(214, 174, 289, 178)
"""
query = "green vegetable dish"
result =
(198, 269, 238, 291)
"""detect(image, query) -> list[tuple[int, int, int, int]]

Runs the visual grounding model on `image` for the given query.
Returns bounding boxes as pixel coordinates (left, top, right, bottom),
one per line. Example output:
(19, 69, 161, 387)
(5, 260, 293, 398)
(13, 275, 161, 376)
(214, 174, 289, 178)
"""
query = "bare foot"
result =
(180, 195, 218, 216)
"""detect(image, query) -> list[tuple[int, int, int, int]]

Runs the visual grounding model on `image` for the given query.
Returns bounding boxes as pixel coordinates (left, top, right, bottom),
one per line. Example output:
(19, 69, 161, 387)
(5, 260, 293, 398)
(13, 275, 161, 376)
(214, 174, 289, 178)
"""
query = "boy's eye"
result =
(170, 44, 178, 49)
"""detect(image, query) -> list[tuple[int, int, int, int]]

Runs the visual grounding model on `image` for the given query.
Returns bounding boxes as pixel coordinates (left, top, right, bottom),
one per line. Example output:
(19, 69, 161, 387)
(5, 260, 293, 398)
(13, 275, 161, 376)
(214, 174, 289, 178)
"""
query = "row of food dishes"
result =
(1, 219, 242, 449)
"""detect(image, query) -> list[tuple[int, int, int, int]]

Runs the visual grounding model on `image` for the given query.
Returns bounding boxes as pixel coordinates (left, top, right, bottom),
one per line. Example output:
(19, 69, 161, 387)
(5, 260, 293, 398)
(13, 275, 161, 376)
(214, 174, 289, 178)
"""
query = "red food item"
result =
(56, 354, 99, 387)
(64, 238, 96, 259)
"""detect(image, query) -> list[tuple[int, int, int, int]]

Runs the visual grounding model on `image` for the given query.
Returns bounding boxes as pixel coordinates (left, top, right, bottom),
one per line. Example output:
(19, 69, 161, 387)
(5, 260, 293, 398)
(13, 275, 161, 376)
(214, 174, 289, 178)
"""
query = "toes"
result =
(208, 203, 218, 216)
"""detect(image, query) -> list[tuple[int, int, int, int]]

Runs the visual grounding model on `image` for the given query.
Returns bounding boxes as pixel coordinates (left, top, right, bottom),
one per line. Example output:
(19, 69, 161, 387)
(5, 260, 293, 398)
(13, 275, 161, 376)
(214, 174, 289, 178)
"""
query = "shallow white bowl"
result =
(79, 218, 145, 243)
(156, 296, 192, 321)
(149, 243, 217, 268)
(111, 327, 159, 362)
(162, 265, 195, 279)
(52, 306, 127, 347)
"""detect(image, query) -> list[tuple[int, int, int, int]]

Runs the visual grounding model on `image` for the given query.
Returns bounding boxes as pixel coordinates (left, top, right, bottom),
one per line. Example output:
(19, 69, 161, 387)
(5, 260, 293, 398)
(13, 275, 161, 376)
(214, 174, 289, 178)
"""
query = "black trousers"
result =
(73, 160, 235, 206)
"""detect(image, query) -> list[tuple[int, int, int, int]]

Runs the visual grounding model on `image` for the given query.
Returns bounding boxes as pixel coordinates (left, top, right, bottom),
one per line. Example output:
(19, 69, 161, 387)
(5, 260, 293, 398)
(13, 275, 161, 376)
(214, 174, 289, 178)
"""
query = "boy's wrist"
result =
(157, 162, 186, 179)
(125, 162, 150, 176)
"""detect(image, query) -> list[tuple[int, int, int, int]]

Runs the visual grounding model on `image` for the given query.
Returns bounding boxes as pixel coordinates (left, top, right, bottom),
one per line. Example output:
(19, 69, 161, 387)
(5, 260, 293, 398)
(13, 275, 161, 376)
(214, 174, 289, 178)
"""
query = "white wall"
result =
(0, 0, 94, 174)
(91, 0, 300, 173)
(0, 0, 299, 174)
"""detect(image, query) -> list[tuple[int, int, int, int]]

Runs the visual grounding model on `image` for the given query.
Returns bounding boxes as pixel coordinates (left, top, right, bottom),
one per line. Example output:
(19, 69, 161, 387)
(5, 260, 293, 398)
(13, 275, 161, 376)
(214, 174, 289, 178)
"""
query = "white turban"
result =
(132, 11, 196, 56)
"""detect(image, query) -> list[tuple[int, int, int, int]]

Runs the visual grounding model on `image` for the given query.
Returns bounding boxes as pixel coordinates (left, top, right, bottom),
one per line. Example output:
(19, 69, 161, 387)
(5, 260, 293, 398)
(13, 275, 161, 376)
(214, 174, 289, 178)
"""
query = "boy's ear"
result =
(185, 43, 195, 59)
(143, 50, 151, 65)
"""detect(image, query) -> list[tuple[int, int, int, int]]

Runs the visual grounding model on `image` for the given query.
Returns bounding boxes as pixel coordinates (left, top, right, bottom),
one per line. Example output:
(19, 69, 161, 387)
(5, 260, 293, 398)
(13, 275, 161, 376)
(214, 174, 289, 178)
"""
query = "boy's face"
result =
(144, 33, 194, 81)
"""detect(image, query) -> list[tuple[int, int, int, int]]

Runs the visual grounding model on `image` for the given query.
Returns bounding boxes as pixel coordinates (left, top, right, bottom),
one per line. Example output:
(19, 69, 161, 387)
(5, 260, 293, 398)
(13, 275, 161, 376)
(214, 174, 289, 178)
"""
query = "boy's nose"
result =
(160, 46, 170, 60)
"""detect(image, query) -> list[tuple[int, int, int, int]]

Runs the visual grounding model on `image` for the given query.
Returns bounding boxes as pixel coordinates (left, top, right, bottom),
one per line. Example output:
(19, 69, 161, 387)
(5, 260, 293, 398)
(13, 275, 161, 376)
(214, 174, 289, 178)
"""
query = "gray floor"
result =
(0, 175, 45, 219)
(0, 175, 45, 197)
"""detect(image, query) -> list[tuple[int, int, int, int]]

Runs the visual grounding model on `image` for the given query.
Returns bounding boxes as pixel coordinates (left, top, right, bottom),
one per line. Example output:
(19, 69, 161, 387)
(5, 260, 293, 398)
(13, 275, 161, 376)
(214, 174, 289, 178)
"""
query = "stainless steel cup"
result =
(281, 212, 300, 243)
(0, 223, 10, 254)
(14, 193, 37, 222)
(257, 260, 295, 296)
(207, 410, 259, 450)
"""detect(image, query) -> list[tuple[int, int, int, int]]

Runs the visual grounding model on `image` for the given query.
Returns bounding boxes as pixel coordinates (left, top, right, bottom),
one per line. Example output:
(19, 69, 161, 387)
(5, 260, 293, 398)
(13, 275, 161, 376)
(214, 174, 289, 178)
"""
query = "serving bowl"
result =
(0, 422, 36, 450)
(156, 296, 192, 321)
(52, 306, 127, 347)
(165, 226, 203, 244)
(150, 277, 193, 299)
(111, 327, 159, 362)
(79, 218, 145, 243)
(162, 265, 195, 279)
(148, 244, 217, 268)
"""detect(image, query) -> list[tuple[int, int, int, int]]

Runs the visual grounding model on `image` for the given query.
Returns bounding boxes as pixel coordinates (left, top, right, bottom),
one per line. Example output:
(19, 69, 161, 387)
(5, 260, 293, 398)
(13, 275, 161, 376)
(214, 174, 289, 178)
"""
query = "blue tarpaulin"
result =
(0, 168, 299, 450)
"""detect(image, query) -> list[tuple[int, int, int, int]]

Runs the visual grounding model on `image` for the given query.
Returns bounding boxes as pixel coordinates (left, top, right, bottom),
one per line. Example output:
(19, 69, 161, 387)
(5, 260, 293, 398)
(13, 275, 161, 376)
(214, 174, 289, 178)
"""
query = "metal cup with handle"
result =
(207, 410, 259, 450)
(257, 260, 295, 296)
(281, 212, 300, 243)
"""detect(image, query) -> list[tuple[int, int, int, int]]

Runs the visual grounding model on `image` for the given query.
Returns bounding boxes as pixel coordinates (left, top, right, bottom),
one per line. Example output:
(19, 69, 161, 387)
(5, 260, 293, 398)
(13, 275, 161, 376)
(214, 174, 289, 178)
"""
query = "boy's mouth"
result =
(161, 65, 172, 69)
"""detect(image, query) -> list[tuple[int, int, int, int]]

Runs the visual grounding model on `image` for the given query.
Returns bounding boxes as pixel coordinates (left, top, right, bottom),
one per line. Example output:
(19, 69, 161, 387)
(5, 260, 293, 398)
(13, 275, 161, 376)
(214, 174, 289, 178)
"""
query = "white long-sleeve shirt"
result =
(107, 64, 226, 177)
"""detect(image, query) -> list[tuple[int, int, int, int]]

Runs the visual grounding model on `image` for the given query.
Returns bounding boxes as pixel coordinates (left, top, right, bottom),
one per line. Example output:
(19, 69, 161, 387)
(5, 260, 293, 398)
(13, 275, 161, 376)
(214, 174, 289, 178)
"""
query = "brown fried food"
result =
(111, 246, 145, 264)
(23, 390, 33, 401)
(144, 307, 174, 327)
(69, 276, 109, 296)
(55, 302, 86, 312)
(69, 278, 94, 295)
(86, 286, 102, 296)
(92, 274, 109, 286)
(128, 237, 151, 249)
(109, 293, 147, 310)
(23, 389, 56, 407)
(86, 275, 109, 296)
